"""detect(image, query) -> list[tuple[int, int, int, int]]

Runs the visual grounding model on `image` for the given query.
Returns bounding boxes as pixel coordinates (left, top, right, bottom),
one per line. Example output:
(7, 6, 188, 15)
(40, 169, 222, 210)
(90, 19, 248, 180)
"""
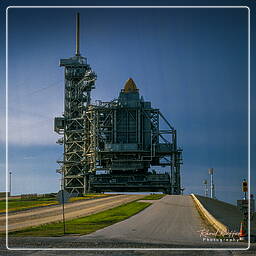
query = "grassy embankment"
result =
(142, 194, 165, 200)
(0, 194, 110, 213)
(69, 194, 110, 202)
(8, 201, 151, 237)
(0, 197, 57, 213)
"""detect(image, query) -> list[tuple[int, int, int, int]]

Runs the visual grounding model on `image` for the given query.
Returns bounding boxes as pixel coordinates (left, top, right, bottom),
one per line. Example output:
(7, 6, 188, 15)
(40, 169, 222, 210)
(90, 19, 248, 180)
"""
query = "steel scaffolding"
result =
(54, 13, 183, 195)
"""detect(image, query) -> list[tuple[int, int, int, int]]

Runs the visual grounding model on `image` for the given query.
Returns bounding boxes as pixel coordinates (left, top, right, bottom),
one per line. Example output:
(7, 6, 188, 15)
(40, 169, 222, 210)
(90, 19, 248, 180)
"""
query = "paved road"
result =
(84, 195, 208, 245)
(1, 195, 252, 255)
(0, 194, 144, 232)
(1, 242, 255, 256)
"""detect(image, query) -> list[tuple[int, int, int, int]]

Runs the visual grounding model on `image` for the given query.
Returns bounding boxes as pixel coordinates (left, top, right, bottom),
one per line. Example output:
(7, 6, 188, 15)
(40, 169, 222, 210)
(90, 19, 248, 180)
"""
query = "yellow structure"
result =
(123, 78, 138, 93)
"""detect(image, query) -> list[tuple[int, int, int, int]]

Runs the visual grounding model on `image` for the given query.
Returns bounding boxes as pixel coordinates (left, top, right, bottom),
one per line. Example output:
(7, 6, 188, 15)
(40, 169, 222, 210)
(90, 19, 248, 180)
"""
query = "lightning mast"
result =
(54, 13, 97, 194)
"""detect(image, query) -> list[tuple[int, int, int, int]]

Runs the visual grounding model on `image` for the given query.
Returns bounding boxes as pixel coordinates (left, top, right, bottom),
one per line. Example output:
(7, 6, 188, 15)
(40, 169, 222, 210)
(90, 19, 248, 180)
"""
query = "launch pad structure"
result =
(54, 13, 183, 195)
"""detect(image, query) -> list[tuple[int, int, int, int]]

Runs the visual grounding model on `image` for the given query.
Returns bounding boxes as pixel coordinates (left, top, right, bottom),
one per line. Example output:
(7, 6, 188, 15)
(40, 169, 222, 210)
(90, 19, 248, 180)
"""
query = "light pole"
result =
(203, 179, 208, 197)
(9, 171, 12, 196)
(208, 168, 215, 199)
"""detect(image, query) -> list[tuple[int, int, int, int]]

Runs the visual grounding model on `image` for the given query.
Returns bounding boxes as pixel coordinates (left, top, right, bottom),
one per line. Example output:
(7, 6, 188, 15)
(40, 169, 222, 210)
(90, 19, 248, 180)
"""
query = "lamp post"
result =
(208, 168, 215, 199)
(9, 171, 12, 196)
(203, 179, 208, 197)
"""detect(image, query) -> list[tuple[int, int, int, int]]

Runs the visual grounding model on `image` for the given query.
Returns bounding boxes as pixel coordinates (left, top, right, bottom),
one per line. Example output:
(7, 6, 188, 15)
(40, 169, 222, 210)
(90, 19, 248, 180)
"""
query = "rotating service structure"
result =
(54, 13, 183, 195)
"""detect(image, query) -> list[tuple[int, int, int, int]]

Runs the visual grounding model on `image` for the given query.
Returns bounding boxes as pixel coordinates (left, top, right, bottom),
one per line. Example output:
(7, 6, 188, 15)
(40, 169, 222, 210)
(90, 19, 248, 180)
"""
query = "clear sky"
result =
(0, 0, 255, 205)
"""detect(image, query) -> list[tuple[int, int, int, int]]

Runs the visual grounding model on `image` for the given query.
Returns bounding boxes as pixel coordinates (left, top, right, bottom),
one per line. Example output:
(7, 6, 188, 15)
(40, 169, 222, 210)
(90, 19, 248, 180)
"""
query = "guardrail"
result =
(191, 193, 228, 235)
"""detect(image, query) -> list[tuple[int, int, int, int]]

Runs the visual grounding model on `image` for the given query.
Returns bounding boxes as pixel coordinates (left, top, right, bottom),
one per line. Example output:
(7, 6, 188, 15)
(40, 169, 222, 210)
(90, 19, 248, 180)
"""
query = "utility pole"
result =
(203, 179, 208, 197)
(61, 189, 66, 234)
(208, 168, 215, 199)
(9, 171, 12, 196)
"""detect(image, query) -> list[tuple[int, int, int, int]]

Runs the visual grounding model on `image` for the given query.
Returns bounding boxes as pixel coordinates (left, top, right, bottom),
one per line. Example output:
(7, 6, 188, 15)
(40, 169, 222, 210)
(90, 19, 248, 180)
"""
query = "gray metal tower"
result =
(86, 79, 183, 194)
(54, 13, 96, 194)
(54, 13, 183, 195)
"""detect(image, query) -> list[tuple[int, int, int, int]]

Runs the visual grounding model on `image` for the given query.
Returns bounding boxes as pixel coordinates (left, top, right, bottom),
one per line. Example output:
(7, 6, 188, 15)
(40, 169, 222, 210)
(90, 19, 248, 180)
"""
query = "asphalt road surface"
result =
(0, 194, 144, 232)
(84, 195, 219, 245)
(1, 195, 253, 256)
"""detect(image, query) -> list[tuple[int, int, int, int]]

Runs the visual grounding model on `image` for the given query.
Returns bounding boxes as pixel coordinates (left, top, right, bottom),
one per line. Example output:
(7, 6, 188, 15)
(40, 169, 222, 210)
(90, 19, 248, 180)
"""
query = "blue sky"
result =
(0, 0, 255, 205)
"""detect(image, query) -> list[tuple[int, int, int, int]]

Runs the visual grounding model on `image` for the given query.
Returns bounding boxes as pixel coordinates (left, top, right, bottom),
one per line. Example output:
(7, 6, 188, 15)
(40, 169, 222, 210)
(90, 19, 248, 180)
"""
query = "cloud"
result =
(0, 82, 64, 146)
(0, 163, 6, 192)
(8, 115, 58, 146)
(0, 110, 61, 146)
(5, 171, 59, 195)
(23, 156, 36, 160)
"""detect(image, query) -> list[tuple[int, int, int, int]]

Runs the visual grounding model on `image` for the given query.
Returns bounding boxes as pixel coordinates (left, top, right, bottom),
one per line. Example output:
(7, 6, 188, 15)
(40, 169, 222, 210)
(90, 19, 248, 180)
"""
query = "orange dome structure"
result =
(123, 78, 138, 93)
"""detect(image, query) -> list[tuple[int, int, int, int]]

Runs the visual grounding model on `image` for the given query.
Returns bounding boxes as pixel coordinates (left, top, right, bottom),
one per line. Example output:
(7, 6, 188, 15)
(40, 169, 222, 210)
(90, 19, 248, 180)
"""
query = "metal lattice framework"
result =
(82, 101, 182, 194)
(55, 57, 96, 194)
(54, 13, 183, 195)
(54, 14, 96, 194)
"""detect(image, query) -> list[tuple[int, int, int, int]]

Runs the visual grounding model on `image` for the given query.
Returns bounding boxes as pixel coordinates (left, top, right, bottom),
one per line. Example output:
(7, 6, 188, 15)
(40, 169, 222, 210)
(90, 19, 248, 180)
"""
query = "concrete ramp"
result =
(193, 194, 255, 235)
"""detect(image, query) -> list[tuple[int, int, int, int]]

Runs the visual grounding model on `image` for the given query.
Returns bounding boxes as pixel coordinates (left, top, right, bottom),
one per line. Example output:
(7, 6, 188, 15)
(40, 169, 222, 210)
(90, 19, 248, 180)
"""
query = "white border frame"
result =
(5, 5, 251, 251)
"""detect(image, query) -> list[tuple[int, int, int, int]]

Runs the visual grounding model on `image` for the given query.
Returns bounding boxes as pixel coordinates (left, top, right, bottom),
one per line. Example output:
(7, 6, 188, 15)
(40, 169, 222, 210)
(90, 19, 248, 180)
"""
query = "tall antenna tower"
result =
(54, 13, 97, 194)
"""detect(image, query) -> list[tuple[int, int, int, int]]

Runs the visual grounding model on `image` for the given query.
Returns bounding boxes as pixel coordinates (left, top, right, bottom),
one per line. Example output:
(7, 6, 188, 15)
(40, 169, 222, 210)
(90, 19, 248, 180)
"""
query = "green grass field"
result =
(0, 198, 57, 213)
(1, 194, 111, 213)
(69, 193, 110, 202)
(142, 194, 166, 200)
(9, 201, 151, 237)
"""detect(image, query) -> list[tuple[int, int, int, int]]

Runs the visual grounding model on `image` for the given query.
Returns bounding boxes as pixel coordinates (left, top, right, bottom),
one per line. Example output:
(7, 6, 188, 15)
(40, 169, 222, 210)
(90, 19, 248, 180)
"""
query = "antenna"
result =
(76, 12, 80, 56)
(208, 168, 215, 199)
(203, 179, 208, 197)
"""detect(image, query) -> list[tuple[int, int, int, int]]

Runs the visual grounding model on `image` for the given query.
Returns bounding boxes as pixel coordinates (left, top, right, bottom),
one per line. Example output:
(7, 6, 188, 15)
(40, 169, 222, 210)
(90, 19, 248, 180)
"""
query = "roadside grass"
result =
(1, 194, 112, 213)
(0, 198, 57, 213)
(69, 194, 110, 202)
(142, 194, 166, 200)
(8, 201, 151, 237)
